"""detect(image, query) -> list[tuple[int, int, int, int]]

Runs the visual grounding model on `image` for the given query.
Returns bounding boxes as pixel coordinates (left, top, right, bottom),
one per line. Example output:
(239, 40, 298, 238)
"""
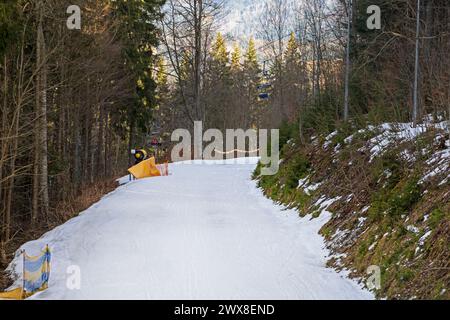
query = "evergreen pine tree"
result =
(231, 42, 241, 71)
(0, 0, 21, 56)
(211, 32, 229, 73)
(111, 0, 165, 155)
(206, 33, 231, 129)
(242, 38, 262, 128)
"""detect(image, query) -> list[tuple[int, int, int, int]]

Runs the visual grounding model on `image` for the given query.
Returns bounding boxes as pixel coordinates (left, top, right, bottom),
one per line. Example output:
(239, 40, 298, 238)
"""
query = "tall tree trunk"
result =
(34, 1, 50, 221)
(5, 38, 27, 241)
(83, 112, 90, 183)
(97, 104, 105, 178)
(1, 55, 8, 242)
(193, 0, 203, 159)
(104, 111, 111, 178)
(73, 100, 82, 193)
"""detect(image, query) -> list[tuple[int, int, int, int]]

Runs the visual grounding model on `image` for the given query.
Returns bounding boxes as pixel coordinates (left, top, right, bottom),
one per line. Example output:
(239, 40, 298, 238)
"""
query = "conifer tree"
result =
(244, 38, 259, 71)
(285, 32, 301, 66)
(112, 0, 164, 159)
(242, 38, 261, 128)
(205, 33, 231, 129)
(231, 43, 241, 71)
(211, 32, 229, 74)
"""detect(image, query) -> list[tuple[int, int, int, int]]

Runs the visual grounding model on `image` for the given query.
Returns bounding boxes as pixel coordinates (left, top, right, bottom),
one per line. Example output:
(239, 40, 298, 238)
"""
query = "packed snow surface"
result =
(8, 158, 372, 300)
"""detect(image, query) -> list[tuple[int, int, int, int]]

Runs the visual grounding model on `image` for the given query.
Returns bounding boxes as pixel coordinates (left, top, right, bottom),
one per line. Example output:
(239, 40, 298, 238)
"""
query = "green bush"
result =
(301, 94, 338, 136)
(369, 175, 421, 221)
(372, 152, 402, 189)
(284, 155, 310, 189)
(387, 177, 421, 217)
(252, 162, 262, 179)
(398, 268, 415, 283)
(279, 121, 299, 151)
(428, 209, 445, 229)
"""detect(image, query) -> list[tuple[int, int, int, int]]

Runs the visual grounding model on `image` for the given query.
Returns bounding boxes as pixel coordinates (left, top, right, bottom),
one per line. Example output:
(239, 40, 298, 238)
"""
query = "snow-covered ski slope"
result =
(8, 158, 373, 300)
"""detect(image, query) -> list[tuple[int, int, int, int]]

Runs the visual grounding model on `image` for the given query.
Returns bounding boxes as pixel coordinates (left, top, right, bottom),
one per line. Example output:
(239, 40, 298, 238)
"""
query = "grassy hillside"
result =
(254, 118, 449, 299)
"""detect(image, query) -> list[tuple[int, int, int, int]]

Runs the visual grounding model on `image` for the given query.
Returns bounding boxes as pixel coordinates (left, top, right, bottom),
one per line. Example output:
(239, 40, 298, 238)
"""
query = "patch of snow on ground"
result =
(439, 176, 449, 186)
(357, 121, 449, 163)
(419, 230, 432, 247)
(344, 126, 375, 145)
(6, 160, 372, 300)
(421, 163, 449, 183)
(315, 196, 342, 211)
(357, 217, 367, 228)
(116, 175, 131, 186)
(361, 206, 370, 214)
(407, 225, 420, 234)
(332, 228, 350, 242)
(323, 131, 338, 149)
(298, 177, 322, 195)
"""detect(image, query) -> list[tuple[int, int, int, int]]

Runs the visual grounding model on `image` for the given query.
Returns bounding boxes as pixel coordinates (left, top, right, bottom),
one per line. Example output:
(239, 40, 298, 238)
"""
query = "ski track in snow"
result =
(7, 159, 373, 300)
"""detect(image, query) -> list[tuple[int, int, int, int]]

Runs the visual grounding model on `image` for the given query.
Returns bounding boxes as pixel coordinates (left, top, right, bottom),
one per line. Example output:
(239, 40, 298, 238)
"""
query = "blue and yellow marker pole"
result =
(21, 249, 25, 299)
(46, 245, 51, 290)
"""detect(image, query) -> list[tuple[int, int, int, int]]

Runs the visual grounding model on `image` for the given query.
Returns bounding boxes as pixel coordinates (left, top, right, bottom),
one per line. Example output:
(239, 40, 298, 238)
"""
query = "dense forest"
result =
(156, 0, 449, 134)
(0, 0, 164, 267)
(0, 0, 449, 299)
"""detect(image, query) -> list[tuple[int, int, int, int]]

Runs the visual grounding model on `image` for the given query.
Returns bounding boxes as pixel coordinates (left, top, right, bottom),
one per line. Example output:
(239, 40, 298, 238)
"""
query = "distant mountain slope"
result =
(220, 0, 266, 44)
(220, 0, 298, 49)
